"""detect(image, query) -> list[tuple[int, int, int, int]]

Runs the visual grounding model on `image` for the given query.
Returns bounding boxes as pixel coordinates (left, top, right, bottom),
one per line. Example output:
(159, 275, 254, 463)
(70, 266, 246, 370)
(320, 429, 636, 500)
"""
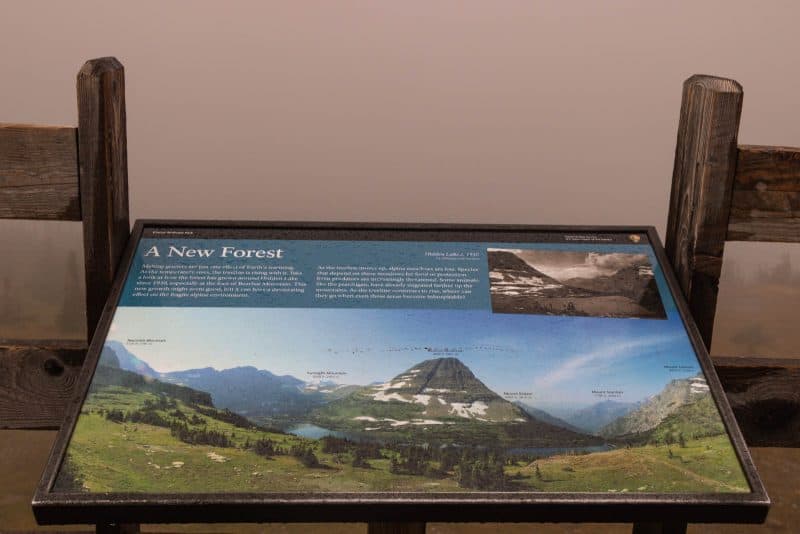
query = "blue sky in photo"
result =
(107, 306, 700, 410)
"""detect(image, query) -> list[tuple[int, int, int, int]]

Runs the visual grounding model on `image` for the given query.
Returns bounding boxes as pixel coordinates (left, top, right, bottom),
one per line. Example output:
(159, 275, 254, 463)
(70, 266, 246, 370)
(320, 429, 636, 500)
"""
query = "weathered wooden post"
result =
(77, 57, 130, 341)
(665, 75, 743, 349)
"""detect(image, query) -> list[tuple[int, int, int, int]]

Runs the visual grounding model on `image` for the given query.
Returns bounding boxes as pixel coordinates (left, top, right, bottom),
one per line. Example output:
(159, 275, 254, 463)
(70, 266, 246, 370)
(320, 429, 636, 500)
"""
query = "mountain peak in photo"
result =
(599, 374, 709, 437)
(397, 357, 497, 398)
(101, 340, 159, 378)
(488, 250, 559, 282)
(314, 356, 531, 427)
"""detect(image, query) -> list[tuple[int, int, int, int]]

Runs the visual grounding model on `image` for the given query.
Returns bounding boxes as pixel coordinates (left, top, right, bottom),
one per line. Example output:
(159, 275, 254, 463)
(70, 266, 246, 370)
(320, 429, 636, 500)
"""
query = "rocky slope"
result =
(488, 250, 587, 298)
(102, 341, 160, 378)
(599, 375, 711, 437)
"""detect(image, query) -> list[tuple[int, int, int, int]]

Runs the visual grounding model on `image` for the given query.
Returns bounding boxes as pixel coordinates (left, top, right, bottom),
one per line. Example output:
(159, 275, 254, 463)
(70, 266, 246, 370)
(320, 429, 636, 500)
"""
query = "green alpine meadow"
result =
(55, 347, 749, 494)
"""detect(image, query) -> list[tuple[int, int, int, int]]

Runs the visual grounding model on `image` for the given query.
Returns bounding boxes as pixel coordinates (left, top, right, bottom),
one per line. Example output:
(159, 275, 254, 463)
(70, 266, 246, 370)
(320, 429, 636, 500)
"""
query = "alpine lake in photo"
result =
(55, 343, 749, 495)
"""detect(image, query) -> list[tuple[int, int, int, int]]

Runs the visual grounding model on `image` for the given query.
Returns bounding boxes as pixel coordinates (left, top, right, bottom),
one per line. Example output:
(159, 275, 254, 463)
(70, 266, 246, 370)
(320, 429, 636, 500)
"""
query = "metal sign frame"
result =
(34, 220, 769, 525)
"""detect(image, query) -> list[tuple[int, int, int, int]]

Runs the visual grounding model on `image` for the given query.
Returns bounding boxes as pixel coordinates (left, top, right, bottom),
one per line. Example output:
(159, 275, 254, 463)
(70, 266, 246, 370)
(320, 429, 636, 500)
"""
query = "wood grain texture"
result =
(367, 523, 426, 534)
(734, 145, 800, 190)
(77, 57, 131, 341)
(0, 123, 80, 220)
(713, 356, 800, 447)
(0, 341, 87, 429)
(664, 75, 743, 349)
(728, 145, 800, 242)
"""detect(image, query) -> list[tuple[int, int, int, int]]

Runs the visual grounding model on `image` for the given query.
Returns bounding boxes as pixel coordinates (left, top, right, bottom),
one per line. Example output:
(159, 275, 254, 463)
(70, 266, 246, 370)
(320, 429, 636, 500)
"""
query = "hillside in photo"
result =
(161, 365, 327, 424)
(600, 375, 712, 438)
(488, 249, 666, 319)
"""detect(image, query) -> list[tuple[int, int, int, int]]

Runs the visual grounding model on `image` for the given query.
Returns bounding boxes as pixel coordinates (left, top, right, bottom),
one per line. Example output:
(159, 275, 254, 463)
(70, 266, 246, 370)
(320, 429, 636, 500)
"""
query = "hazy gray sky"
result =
(1, 1, 799, 228)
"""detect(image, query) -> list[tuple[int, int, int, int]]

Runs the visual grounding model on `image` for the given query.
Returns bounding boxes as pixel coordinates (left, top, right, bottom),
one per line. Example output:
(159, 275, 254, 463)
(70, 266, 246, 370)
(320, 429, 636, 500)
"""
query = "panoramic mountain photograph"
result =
(54, 305, 748, 495)
(488, 248, 666, 319)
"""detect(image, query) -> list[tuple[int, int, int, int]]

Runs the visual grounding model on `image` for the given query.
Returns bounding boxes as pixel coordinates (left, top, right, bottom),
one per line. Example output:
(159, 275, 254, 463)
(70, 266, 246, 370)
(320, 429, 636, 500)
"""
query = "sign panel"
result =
(35, 222, 768, 524)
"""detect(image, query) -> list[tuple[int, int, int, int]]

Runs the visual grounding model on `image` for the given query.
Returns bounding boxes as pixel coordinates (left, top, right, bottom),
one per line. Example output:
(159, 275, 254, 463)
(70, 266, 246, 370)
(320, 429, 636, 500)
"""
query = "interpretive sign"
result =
(34, 222, 768, 525)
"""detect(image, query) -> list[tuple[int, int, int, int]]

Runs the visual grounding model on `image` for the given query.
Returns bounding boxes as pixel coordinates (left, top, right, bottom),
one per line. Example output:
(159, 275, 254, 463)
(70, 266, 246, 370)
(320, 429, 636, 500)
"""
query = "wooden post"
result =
(664, 75, 743, 349)
(77, 57, 130, 341)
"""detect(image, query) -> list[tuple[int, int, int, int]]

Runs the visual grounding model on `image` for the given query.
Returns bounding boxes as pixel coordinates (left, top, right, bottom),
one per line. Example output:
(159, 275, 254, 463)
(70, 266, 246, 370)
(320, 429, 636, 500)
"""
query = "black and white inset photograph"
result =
(488, 249, 667, 319)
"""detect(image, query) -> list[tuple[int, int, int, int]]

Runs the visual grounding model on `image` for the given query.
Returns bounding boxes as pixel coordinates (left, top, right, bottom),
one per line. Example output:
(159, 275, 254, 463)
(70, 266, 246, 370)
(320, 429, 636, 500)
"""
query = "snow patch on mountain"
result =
(353, 416, 446, 427)
(371, 379, 414, 402)
(413, 394, 431, 405)
(450, 401, 489, 419)
(690, 377, 709, 394)
(373, 391, 411, 403)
